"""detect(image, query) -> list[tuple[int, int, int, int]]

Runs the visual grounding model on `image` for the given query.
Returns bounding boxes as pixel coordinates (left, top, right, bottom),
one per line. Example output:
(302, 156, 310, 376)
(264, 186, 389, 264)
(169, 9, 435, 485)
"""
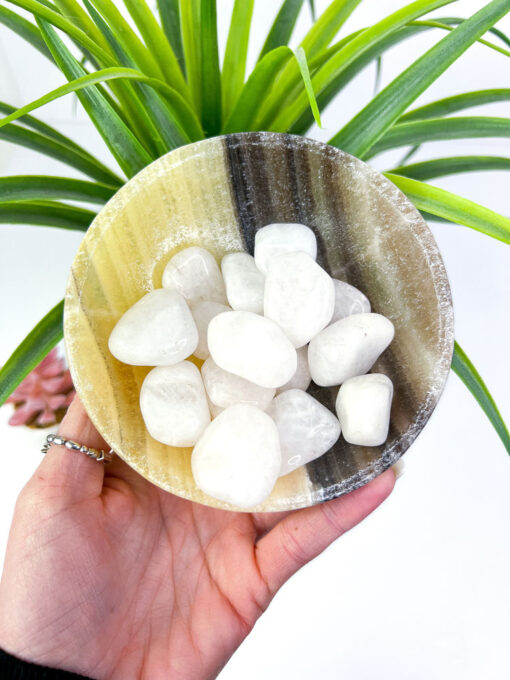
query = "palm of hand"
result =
(0, 400, 394, 680)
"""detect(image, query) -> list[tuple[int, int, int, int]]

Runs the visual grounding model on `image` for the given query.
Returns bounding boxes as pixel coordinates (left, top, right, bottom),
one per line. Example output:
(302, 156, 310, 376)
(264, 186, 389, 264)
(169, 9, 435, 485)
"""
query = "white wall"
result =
(1, 2, 509, 678)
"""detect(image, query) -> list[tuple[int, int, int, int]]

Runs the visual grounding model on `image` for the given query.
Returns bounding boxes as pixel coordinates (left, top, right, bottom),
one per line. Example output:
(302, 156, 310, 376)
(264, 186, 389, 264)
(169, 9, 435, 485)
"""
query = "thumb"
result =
(35, 396, 108, 504)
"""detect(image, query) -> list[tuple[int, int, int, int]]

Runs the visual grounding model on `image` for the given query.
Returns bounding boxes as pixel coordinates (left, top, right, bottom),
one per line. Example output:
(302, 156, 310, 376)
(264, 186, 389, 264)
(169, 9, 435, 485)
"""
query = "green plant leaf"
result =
(401, 89, 510, 122)
(0, 300, 64, 408)
(4, 0, 113, 66)
(373, 55, 382, 95)
(84, 0, 165, 79)
(157, 0, 186, 74)
(255, 0, 362, 129)
(199, 0, 222, 136)
(270, 0, 455, 132)
(121, 0, 189, 96)
(385, 173, 510, 244)
(0, 5, 52, 59)
(452, 341, 510, 455)
(293, 46, 322, 127)
(37, 20, 154, 178)
(0, 176, 116, 204)
(0, 123, 122, 186)
(180, 0, 201, 109)
(367, 116, 510, 157)
(0, 201, 95, 230)
(222, 0, 254, 119)
(435, 15, 510, 48)
(300, 0, 362, 58)
(307, 0, 316, 21)
(0, 66, 199, 149)
(0, 100, 103, 158)
(51, 0, 111, 53)
(414, 18, 510, 57)
(329, 0, 510, 158)
(258, 0, 304, 60)
(290, 18, 508, 136)
(223, 46, 321, 132)
(223, 46, 292, 133)
(389, 156, 510, 180)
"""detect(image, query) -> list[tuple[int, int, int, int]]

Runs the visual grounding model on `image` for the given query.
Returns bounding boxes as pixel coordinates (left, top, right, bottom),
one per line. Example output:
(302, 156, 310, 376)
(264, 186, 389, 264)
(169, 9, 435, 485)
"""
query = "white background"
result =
(1, 1, 510, 678)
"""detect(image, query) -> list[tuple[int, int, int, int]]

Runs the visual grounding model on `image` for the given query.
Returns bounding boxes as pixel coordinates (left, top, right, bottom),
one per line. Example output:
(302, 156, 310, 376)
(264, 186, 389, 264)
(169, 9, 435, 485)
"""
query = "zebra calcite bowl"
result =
(64, 132, 454, 512)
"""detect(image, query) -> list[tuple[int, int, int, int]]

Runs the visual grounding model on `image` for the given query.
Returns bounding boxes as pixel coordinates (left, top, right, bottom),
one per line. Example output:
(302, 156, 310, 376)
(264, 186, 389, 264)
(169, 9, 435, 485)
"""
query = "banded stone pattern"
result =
(64, 132, 454, 512)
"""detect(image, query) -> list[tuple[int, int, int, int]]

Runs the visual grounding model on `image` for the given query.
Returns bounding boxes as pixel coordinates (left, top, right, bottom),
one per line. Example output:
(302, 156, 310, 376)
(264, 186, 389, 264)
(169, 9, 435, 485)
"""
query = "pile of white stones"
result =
(108, 223, 395, 508)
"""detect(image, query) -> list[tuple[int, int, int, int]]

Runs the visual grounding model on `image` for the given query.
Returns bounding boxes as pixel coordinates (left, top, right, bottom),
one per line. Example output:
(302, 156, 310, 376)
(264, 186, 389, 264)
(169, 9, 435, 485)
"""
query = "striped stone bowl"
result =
(64, 132, 454, 512)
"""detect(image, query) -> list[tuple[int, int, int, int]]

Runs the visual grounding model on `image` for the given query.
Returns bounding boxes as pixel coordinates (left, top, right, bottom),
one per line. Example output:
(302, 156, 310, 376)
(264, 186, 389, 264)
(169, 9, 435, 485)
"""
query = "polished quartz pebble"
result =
(221, 252, 265, 314)
(208, 311, 297, 389)
(331, 279, 371, 324)
(254, 223, 317, 274)
(336, 373, 393, 446)
(162, 246, 227, 304)
(201, 357, 275, 410)
(268, 389, 341, 476)
(308, 313, 394, 387)
(276, 346, 311, 394)
(191, 404, 281, 507)
(264, 251, 335, 348)
(140, 362, 210, 447)
(108, 289, 198, 366)
(191, 300, 230, 360)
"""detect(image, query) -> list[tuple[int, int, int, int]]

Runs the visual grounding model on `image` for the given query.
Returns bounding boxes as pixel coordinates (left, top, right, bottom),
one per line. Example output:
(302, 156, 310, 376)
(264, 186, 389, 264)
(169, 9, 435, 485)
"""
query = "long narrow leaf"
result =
(269, 0, 455, 132)
(223, 46, 292, 133)
(38, 20, 154, 178)
(180, 0, 201, 109)
(0, 5, 52, 59)
(290, 18, 508, 136)
(0, 176, 116, 204)
(121, 0, 189, 96)
(389, 156, 510, 180)
(385, 173, 510, 245)
(4, 0, 113, 66)
(0, 300, 64, 407)
(436, 15, 510, 48)
(85, 0, 164, 80)
(258, 0, 304, 60)
(51, 0, 111, 52)
(452, 341, 510, 455)
(0, 201, 95, 230)
(0, 67, 198, 146)
(294, 47, 322, 127)
(0, 123, 122, 185)
(300, 0, 362, 58)
(401, 89, 510, 122)
(367, 116, 510, 157)
(330, 0, 510, 158)
(222, 0, 254, 118)
(0, 100, 101, 157)
(200, 0, 221, 135)
(157, 0, 185, 74)
(415, 18, 510, 56)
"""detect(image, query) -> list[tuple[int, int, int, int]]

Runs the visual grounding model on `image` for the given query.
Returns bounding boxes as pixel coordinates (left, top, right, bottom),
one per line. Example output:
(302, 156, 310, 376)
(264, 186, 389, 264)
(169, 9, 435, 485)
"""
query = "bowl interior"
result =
(64, 132, 454, 512)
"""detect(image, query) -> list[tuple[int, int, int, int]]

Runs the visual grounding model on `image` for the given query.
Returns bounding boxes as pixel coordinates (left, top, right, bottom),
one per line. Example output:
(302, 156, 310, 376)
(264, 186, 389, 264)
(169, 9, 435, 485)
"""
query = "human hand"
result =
(0, 397, 394, 680)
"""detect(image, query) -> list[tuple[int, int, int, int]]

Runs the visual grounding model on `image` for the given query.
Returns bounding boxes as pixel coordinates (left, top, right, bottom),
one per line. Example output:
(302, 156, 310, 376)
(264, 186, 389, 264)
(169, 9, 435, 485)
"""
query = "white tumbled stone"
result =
(191, 404, 281, 508)
(208, 311, 297, 389)
(308, 313, 394, 387)
(207, 397, 224, 419)
(254, 223, 317, 274)
(221, 252, 265, 314)
(276, 346, 311, 394)
(140, 362, 210, 447)
(191, 300, 230, 360)
(108, 289, 198, 366)
(336, 373, 393, 446)
(268, 389, 341, 477)
(162, 246, 227, 304)
(202, 358, 275, 410)
(331, 279, 371, 324)
(264, 251, 335, 348)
